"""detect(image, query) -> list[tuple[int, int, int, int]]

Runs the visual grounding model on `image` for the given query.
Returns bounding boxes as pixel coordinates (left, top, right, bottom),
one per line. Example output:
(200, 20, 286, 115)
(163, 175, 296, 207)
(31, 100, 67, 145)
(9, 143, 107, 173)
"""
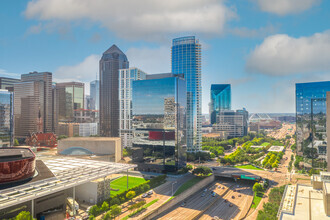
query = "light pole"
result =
(172, 181, 177, 196)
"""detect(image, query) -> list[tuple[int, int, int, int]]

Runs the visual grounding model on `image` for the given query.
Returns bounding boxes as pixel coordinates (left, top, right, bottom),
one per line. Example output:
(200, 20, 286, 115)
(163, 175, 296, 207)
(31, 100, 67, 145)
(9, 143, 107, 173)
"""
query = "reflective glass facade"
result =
(131, 77, 186, 173)
(90, 80, 99, 110)
(172, 36, 201, 151)
(0, 90, 13, 147)
(100, 45, 129, 137)
(210, 84, 231, 124)
(296, 81, 330, 167)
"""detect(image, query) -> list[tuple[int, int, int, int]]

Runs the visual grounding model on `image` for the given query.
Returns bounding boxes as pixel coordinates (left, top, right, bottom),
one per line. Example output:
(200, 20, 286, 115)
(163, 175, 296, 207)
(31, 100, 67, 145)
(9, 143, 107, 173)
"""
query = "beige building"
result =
(74, 177, 111, 204)
(58, 137, 121, 162)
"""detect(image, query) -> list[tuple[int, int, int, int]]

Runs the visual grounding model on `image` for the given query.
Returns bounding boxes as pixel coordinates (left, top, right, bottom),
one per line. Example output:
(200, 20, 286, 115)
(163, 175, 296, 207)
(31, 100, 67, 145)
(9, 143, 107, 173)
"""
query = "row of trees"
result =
(192, 166, 212, 176)
(262, 152, 284, 169)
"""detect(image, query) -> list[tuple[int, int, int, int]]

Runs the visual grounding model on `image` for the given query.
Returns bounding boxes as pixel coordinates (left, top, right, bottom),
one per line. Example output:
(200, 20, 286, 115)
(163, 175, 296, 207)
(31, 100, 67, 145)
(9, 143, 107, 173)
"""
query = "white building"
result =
(79, 123, 98, 137)
(119, 68, 147, 148)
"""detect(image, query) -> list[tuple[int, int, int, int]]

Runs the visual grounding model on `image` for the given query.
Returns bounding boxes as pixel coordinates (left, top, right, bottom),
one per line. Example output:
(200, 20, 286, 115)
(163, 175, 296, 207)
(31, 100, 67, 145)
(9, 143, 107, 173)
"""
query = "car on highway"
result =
(142, 193, 148, 198)
(224, 199, 228, 203)
(204, 188, 208, 192)
(229, 203, 233, 207)
(148, 190, 153, 195)
(181, 202, 186, 207)
(232, 196, 235, 199)
(212, 192, 216, 197)
(201, 193, 205, 197)
(222, 186, 225, 189)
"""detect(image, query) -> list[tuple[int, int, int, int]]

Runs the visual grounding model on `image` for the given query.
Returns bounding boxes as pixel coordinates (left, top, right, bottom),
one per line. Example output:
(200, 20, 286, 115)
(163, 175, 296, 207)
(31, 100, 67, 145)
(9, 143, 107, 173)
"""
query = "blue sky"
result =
(1, 0, 330, 113)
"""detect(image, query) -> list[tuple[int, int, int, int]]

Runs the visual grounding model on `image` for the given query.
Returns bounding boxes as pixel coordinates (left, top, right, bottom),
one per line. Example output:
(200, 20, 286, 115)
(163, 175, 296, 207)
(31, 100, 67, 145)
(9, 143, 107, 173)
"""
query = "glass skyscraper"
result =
(90, 80, 99, 110)
(172, 36, 201, 152)
(100, 45, 129, 137)
(210, 84, 231, 124)
(0, 90, 13, 147)
(131, 76, 187, 173)
(296, 81, 330, 168)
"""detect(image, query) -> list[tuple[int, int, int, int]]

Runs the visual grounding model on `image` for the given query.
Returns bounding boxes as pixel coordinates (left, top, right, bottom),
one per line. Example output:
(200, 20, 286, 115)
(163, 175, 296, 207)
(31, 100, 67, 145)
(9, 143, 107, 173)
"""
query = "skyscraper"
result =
(14, 81, 44, 138)
(296, 81, 330, 168)
(172, 36, 201, 151)
(55, 82, 85, 122)
(210, 84, 231, 124)
(0, 77, 21, 92)
(131, 76, 187, 172)
(0, 89, 13, 147)
(119, 68, 147, 148)
(90, 80, 99, 110)
(21, 72, 53, 133)
(99, 45, 129, 137)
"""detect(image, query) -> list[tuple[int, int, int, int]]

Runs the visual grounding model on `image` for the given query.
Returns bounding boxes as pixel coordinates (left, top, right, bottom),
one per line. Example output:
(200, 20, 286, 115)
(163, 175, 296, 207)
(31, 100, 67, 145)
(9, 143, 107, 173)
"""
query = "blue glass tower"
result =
(296, 81, 330, 167)
(210, 84, 231, 124)
(172, 36, 201, 151)
(0, 90, 13, 147)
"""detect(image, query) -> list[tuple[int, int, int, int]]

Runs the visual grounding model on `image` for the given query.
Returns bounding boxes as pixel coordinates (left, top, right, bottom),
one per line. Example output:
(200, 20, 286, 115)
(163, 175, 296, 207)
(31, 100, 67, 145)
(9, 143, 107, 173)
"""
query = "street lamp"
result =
(172, 181, 177, 196)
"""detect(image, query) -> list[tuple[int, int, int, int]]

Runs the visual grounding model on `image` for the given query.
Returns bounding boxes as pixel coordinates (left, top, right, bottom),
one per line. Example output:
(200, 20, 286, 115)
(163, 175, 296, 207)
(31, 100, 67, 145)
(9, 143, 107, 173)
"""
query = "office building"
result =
(21, 72, 53, 133)
(99, 45, 129, 137)
(131, 76, 187, 173)
(79, 123, 98, 137)
(210, 84, 231, 124)
(85, 95, 92, 110)
(14, 81, 45, 138)
(0, 77, 21, 92)
(172, 36, 201, 151)
(0, 90, 13, 147)
(55, 82, 84, 123)
(296, 81, 330, 167)
(119, 67, 147, 148)
(213, 109, 249, 139)
(74, 109, 98, 123)
(90, 80, 99, 110)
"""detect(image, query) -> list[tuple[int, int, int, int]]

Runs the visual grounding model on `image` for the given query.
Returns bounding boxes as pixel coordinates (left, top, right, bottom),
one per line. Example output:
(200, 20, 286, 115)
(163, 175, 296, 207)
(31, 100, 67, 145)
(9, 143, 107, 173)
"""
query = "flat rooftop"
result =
(268, 146, 285, 152)
(280, 184, 329, 220)
(0, 157, 136, 210)
(0, 148, 34, 162)
(59, 137, 120, 141)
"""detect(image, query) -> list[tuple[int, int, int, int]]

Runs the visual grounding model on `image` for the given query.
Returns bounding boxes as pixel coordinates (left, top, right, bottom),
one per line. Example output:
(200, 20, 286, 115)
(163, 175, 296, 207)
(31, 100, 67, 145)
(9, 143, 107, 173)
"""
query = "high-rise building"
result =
(119, 68, 147, 148)
(0, 90, 14, 147)
(21, 72, 53, 133)
(90, 80, 99, 110)
(131, 76, 186, 172)
(99, 45, 129, 137)
(213, 108, 249, 139)
(172, 36, 201, 152)
(0, 77, 21, 92)
(210, 84, 231, 124)
(296, 81, 330, 168)
(55, 82, 85, 123)
(14, 81, 45, 138)
(326, 92, 330, 171)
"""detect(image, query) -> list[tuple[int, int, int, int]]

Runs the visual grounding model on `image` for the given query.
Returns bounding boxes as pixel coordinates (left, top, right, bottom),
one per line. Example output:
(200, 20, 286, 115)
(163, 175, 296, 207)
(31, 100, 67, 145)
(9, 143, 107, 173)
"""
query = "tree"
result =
(126, 191, 136, 202)
(101, 201, 109, 212)
(253, 182, 263, 195)
(57, 135, 68, 140)
(15, 211, 34, 220)
(192, 166, 212, 176)
(141, 183, 150, 192)
(88, 215, 95, 220)
(110, 205, 121, 219)
(14, 138, 19, 146)
(186, 164, 193, 170)
(88, 205, 100, 216)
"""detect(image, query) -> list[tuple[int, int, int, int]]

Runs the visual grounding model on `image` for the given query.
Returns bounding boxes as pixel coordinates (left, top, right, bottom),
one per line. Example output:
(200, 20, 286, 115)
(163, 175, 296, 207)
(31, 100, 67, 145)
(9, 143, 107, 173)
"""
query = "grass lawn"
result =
(174, 177, 203, 196)
(251, 193, 263, 209)
(234, 164, 263, 171)
(121, 199, 159, 220)
(261, 142, 270, 147)
(111, 176, 147, 196)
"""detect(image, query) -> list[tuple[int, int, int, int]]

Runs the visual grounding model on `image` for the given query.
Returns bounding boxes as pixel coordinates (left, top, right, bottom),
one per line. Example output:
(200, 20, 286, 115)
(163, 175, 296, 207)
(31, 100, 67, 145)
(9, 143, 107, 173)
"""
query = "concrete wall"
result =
(58, 137, 121, 162)
(143, 175, 215, 220)
(75, 182, 98, 204)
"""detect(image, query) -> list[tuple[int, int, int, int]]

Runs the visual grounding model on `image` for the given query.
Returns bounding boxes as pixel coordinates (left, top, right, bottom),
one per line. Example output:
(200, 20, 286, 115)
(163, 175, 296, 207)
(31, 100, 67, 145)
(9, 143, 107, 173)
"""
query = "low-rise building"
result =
(25, 132, 57, 147)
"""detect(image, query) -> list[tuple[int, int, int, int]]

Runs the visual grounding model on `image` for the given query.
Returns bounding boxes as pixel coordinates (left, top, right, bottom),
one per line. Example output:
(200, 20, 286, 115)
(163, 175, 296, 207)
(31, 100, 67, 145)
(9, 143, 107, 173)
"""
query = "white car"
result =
(204, 188, 208, 192)
(142, 193, 148, 198)
(148, 190, 153, 195)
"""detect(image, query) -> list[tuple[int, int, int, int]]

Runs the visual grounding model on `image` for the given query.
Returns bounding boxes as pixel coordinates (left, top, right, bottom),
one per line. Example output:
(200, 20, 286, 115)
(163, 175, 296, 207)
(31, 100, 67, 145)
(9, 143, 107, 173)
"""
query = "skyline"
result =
(1, 0, 330, 114)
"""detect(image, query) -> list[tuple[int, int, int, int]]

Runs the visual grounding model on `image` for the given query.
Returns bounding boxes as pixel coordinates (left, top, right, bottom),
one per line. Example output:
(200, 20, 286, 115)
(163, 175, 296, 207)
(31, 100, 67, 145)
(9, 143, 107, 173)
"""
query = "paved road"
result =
(200, 184, 253, 220)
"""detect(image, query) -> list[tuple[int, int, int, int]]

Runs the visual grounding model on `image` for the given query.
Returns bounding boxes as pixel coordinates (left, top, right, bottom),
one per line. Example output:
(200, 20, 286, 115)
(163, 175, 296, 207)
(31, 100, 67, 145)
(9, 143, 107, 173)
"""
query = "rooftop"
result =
(0, 148, 34, 162)
(59, 137, 121, 141)
(268, 146, 285, 152)
(0, 157, 136, 210)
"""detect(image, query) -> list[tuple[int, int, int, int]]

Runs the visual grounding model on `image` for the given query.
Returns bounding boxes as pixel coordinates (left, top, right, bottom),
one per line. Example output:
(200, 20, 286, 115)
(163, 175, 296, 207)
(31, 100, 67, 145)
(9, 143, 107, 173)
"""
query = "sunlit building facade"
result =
(131, 76, 187, 173)
(172, 36, 201, 152)
(296, 81, 330, 168)
(210, 84, 231, 124)
(119, 68, 147, 148)
(0, 90, 13, 147)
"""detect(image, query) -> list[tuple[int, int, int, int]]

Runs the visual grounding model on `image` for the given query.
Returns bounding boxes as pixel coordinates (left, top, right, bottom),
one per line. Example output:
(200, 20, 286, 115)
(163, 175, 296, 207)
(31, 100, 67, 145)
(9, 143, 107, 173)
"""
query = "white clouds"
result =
(54, 54, 100, 83)
(228, 24, 278, 38)
(0, 69, 20, 78)
(126, 46, 170, 74)
(255, 0, 320, 16)
(246, 31, 330, 75)
(24, 0, 236, 41)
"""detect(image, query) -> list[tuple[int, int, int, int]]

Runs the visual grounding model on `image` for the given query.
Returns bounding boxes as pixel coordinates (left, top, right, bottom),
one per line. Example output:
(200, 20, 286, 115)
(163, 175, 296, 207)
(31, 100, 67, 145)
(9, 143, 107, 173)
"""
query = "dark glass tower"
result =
(99, 45, 129, 137)
(172, 36, 201, 152)
(296, 81, 330, 168)
(210, 84, 231, 124)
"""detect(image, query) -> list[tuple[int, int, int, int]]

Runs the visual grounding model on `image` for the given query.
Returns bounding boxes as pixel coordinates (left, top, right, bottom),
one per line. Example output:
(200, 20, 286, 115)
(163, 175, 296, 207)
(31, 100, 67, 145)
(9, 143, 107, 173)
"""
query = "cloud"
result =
(0, 69, 21, 78)
(24, 0, 236, 41)
(54, 54, 100, 83)
(246, 30, 330, 76)
(126, 46, 170, 74)
(255, 0, 320, 16)
(228, 24, 278, 38)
